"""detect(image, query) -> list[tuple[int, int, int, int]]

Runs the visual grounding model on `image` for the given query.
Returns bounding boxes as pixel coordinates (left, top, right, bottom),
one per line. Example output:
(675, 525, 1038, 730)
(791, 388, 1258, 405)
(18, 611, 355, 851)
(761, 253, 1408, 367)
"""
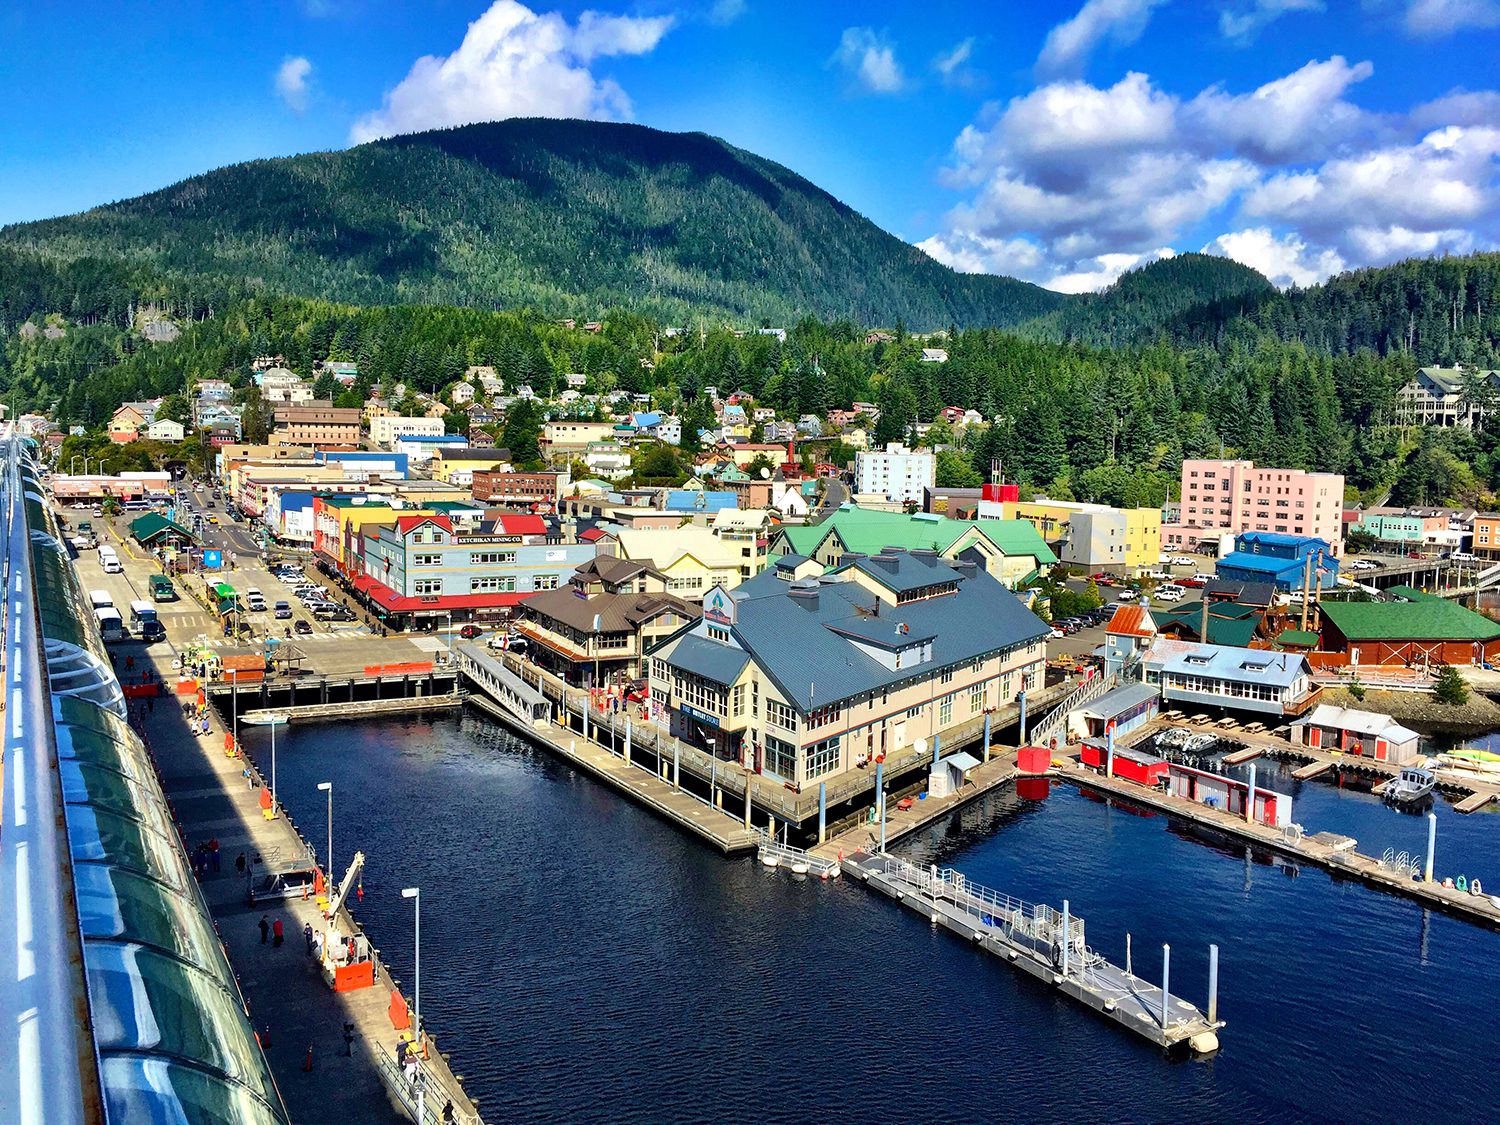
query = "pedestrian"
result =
(235, 852, 246, 876)
(404, 1056, 417, 1085)
(210, 841, 220, 872)
(347, 936, 357, 963)
(343, 1023, 354, 1057)
(272, 917, 284, 948)
(442, 1101, 454, 1124)
(396, 1039, 409, 1067)
(146, 695, 154, 714)
(125, 655, 134, 671)
(314, 930, 325, 961)
(303, 922, 314, 955)
(262, 1024, 271, 1049)
(258, 915, 269, 944)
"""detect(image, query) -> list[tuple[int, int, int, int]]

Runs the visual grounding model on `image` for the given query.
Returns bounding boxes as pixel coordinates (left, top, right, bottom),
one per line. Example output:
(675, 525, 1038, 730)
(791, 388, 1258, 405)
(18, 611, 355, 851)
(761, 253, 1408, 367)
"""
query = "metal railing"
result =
(0, 439, 104, 1123)
(373, 1047, 480, 1125)
(1030, 670, 1119, 746)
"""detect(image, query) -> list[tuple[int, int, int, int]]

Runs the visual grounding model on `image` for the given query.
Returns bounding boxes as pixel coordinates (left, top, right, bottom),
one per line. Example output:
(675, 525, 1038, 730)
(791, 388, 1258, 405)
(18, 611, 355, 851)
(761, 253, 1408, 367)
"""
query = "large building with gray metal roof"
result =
(647, 548, 1049, 790)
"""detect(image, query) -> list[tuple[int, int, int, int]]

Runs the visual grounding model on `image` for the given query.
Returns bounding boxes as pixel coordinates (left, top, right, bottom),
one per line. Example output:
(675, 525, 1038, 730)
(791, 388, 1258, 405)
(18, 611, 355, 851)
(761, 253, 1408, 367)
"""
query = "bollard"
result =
(1061, 900, 1071, 978)
(1161, 944, 1171, 1028)
(982, 710, 991, 764)
(1126, 932, 1132, 976)
(1425, 810, 1437, 882)
(818, 782, 827, 844)
(1207, 943, 1219, 1024)
(673, 739, 681, 790)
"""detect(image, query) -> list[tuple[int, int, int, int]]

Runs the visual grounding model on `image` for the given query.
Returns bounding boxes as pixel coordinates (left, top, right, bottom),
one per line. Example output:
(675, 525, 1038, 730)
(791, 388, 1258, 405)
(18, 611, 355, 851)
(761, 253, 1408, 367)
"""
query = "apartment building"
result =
(271, 403, 362, 448)
(471, 470, 572, 507)
(540, 420, 618, 460)
(854, 443, 935, 504)
(1160, 459, 1344, 556)
(370, 414, 446, 447)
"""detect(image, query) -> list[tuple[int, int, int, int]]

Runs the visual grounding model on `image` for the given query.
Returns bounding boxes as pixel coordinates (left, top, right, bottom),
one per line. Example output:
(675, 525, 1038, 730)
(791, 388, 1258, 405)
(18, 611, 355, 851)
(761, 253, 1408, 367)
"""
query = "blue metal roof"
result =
(1154, 642, 1310, 688)
(668, 634, 751, 686)
(668, 554, 1048, 712)
(665, 490, 736, 512)
(1216, 551, 1303, 576)
(832, 551, 963, 594)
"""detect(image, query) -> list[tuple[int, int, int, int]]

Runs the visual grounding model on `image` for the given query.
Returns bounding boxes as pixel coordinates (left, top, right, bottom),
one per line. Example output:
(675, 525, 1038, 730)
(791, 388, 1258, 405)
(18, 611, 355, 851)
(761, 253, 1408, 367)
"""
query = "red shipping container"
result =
(1016, 745, 1050, 775)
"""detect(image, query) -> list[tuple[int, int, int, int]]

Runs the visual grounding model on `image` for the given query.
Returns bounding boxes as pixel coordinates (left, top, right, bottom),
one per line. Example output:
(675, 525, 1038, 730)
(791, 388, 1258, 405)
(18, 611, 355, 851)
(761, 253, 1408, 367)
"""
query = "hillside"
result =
(1021, 253, 1275, 346)
(0, 119, 1066, 330)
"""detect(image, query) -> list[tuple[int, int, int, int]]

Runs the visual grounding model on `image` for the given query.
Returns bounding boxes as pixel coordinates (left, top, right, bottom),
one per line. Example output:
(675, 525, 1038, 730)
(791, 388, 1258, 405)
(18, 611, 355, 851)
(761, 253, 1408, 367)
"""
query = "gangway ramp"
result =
(754, 829, 841, 879)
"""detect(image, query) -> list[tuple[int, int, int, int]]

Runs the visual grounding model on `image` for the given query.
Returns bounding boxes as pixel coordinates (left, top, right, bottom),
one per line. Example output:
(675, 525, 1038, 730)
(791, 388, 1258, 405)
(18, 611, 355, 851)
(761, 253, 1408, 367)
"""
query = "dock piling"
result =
(933, 733, 941, 767)
(1246, 765, 1257, 824)
(982, 711, 991, 764)
(1208, 943, 1219, 1024)
(1105, 726, 1114, 779)
(1161, 944, 1171, 1028)
(879, 791, 887, 854)
(624, 719, 632, 766)
(1061, 901, 1071, 978)
(1018, 690, 1028, 745)
(1425, 811, 1437, 882)
(1126, 932, 1132, 976)
(672, 739, 680, 790)
(818, 782, 827, 844)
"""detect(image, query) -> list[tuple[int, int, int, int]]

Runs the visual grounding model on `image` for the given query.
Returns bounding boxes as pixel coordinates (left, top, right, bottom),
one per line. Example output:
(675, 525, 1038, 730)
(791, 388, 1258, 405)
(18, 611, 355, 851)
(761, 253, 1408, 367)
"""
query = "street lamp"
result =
(316, 781, 333, 881)
(401, 887, 421, 1044)
(243, 712, 289, 810)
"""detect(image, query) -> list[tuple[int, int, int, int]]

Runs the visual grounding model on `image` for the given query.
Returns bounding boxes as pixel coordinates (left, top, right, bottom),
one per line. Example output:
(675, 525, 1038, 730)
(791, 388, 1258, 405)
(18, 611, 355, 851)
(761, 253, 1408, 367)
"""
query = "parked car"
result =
(1192, 572, 1214, 583)
(459, 624, 483, 639)
(1142, 569, 1171, 581)
(1155, 584, 1185, 602)
(1351, 559, 1380, 570)
(1049, 628, 1065, 639)
(294, 619, 313, 635)
(1170, 555, 1196, 567)
(1117, 589, 1139, 602)
(138, 620, 167, 644)
(273, 600, 292, 619)
(1179, 576, 1206, 588)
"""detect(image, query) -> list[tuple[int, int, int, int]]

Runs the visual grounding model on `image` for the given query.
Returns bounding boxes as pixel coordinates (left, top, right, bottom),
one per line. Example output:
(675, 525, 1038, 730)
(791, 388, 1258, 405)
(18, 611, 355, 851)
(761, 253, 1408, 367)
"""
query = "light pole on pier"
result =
(317, 781, 333, 881)
(401, 886, 421, 1044)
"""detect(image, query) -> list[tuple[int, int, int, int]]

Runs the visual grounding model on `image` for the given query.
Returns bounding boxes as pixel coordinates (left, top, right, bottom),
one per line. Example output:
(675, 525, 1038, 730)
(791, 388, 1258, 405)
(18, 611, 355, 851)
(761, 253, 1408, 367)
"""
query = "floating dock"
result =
(1222, 747, 1263, 765)
(1455, 790, 1497, 814)
(1292, 759, 1334, 780)
(241, 693, 464, 723)
(845, 852, 1222, 1055)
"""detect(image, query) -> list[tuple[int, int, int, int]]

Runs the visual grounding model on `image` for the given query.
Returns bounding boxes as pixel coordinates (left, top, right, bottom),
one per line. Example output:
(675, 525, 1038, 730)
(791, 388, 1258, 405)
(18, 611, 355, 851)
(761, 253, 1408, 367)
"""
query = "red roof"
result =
(496, 513, 546, 536)
(579, 527, 608, 542)
(396, 514, 452, 534)
(363, 579, 531, 613)
(1105, 605, 1156, 637)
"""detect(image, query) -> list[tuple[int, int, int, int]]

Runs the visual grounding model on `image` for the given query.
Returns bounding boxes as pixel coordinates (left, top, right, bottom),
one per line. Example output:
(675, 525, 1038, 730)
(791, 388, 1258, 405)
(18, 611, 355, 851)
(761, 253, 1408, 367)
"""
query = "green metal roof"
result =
(1320, 594, 1500, 642)
(776, 507, 1057, 565)
(1277, 628, 1321, 647)
(1155, 600, 1262, 647)
(129, 512, 195, 544)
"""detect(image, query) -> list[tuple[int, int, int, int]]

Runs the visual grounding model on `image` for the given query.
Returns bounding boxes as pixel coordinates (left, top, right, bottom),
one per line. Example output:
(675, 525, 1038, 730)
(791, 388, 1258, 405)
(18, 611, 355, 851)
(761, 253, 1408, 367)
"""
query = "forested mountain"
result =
(0, 119, 1065, 330)
(1023, 253, 1274, 347)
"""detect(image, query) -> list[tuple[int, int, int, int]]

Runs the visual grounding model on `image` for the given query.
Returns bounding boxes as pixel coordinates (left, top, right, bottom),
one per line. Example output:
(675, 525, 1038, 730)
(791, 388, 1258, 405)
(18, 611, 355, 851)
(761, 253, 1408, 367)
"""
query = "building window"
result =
(766, 699, 796, 731)
(414, 553, 443, 566)
(969, 684, 984, 715)
(471, 576, 517, 592)
(808, 704, 842, 728)
(732, 684, 745, 717)
(940, 668, 955, 685)
(939, 695, 953, 726)
(707, 625, 730, 643)
(472, 551, 516, 565)
(534, 574, 559, 591)
(764, 735, 796, 780)
(676, 672, 724, 714)
(413, 579, 442, 595)
(804, 735, 841, 780)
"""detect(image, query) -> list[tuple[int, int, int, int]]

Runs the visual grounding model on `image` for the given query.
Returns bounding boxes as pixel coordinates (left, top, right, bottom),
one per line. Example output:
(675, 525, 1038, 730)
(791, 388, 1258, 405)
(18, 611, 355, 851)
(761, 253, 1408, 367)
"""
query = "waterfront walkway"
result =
(135, 651, 484, 1124)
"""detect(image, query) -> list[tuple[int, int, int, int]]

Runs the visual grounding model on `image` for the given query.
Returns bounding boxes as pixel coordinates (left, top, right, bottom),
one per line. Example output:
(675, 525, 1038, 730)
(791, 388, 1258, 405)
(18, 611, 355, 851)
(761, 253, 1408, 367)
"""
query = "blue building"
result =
(665, 490, 737, 514)
(1215, 532, 1339, 592)
(314, 450, 409, 480)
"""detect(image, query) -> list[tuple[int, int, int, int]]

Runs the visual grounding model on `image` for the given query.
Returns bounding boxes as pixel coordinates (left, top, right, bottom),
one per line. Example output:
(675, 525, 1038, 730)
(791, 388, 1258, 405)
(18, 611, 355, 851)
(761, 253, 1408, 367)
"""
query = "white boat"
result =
(1383, 765, 1436, 805)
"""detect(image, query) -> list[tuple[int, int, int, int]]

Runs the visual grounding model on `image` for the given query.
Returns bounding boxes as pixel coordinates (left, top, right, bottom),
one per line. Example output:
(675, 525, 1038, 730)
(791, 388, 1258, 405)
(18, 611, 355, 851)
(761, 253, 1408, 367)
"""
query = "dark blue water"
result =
(247, 714, 1500, 1124)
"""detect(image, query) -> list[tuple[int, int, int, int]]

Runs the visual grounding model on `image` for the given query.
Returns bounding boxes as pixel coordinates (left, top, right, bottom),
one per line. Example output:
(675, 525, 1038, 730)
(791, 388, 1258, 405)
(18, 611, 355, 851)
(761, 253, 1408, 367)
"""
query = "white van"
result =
(95, 607, 126, 643)
(1155, 584, 1185, 602)
(128, 600, 158, 630)
(98, 545, 122, 574)
(244, 586, 266, 612)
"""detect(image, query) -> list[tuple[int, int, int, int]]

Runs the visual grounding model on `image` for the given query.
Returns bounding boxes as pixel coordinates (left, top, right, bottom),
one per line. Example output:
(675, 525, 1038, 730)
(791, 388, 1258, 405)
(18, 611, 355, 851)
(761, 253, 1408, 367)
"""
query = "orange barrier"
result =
(388, 989, 411, 1029)
(175, 678, 199, 695)
(362, 661, 434, 677)
(333, 961, 374, 992)
(122, 684, 159, 700)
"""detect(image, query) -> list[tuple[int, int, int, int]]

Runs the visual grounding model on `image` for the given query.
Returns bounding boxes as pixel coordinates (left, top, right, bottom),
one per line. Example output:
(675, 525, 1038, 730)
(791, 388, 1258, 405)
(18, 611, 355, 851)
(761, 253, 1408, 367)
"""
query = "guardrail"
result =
(0, 439, 103, 1123)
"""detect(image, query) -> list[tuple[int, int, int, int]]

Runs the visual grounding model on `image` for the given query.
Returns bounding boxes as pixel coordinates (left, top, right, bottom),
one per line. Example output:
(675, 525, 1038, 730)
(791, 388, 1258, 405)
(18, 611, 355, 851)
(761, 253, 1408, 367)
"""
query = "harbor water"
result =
(254, 713, 1500, 1124)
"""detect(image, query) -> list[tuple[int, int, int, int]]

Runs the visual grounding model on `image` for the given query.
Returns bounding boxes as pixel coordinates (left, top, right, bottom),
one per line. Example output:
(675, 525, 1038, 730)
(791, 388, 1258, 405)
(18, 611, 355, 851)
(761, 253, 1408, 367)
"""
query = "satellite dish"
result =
(759, 467, 771, 479)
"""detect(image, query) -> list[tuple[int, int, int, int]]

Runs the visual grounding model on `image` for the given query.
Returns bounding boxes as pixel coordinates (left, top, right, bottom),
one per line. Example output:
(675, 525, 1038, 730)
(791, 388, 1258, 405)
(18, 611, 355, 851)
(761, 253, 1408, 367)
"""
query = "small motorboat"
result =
(1383, 765, 1436, 805)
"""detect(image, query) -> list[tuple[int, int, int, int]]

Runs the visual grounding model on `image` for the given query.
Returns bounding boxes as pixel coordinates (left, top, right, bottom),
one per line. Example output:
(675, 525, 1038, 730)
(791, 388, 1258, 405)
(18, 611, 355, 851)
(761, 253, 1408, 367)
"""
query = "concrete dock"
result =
(844, 851, 1222, 1054)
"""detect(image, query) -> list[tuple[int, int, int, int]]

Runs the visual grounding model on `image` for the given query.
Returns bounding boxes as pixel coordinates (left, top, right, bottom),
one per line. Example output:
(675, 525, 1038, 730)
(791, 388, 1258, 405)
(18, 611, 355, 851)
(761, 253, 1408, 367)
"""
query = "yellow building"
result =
(612, 525, 752, 598)
(998, 500, 1161, 571)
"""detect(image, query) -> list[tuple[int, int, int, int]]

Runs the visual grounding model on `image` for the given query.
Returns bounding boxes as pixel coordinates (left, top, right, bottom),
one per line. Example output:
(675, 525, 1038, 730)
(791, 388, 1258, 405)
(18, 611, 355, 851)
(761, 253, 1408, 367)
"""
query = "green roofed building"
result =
(768, 505, 1055, 589)
(1153, 599, 1265, 648)
(129, 512, 196, 547)
(1319, 587, 1500, 666)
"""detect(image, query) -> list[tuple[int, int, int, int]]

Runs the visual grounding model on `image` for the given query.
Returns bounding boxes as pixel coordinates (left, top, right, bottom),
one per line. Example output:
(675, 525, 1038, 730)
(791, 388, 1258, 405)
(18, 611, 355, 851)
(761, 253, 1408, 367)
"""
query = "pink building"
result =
(1162, 459, 1345, 556)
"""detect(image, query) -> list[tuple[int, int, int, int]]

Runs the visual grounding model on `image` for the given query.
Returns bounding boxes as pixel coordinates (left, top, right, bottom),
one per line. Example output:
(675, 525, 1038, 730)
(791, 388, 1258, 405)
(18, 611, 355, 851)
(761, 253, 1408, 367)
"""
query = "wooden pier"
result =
(844, 852, 1222, 1055)
(1292, 759, 1334, 780)
(1058, 760, 1500, 929)
(1222, 747, 1263, 765)
(242, 693, 464, 724)
(1455, 790, 1497, 814)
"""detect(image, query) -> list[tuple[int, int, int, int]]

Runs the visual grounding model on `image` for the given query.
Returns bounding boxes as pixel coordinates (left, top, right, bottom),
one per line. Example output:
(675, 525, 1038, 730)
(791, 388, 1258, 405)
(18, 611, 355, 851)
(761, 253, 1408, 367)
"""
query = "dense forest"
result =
(0, 119, 1065, 331)
(7, 249, 1499, 508)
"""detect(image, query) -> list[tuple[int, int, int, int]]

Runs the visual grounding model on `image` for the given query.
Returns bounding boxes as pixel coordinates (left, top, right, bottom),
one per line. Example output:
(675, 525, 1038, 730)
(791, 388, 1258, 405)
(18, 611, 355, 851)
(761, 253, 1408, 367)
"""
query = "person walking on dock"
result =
(272, 917, 285, 948)
(303, 922, 314, 955)
(209, 838, 220, 873)
(258, 915, 269, 944)
(343, 1023, 354, 1057)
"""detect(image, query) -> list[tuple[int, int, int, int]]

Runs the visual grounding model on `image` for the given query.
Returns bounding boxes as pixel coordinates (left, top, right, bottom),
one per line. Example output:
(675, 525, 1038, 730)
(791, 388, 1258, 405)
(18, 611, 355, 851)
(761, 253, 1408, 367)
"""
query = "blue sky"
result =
(3, 0, 1498, 291)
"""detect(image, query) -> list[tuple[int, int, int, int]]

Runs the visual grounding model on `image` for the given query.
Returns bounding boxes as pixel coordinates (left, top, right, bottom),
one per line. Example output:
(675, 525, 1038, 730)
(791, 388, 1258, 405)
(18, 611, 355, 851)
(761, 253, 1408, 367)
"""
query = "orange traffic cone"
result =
(303, 1044, 313, 1072)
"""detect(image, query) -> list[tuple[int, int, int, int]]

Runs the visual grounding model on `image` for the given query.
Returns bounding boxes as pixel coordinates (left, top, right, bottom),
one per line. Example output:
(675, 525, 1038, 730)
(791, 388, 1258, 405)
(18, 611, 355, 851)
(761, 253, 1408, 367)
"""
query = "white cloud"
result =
(1048, 248, 1175, 293)
(1203, 227, 1345, 287)
(708, 0, 746, 24)
(1219, 0, 1324, 42)
(1036, 0, 1168, 76)
(1184, 56, 1379, 164)
(923, 56, 1500, 292)
(275, 56, 314, 114)
(932, 38, 980, 89)
(1403, 0, 1500, 36)
(831, 27, 905, 94)
(349, 1, 672, 144)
